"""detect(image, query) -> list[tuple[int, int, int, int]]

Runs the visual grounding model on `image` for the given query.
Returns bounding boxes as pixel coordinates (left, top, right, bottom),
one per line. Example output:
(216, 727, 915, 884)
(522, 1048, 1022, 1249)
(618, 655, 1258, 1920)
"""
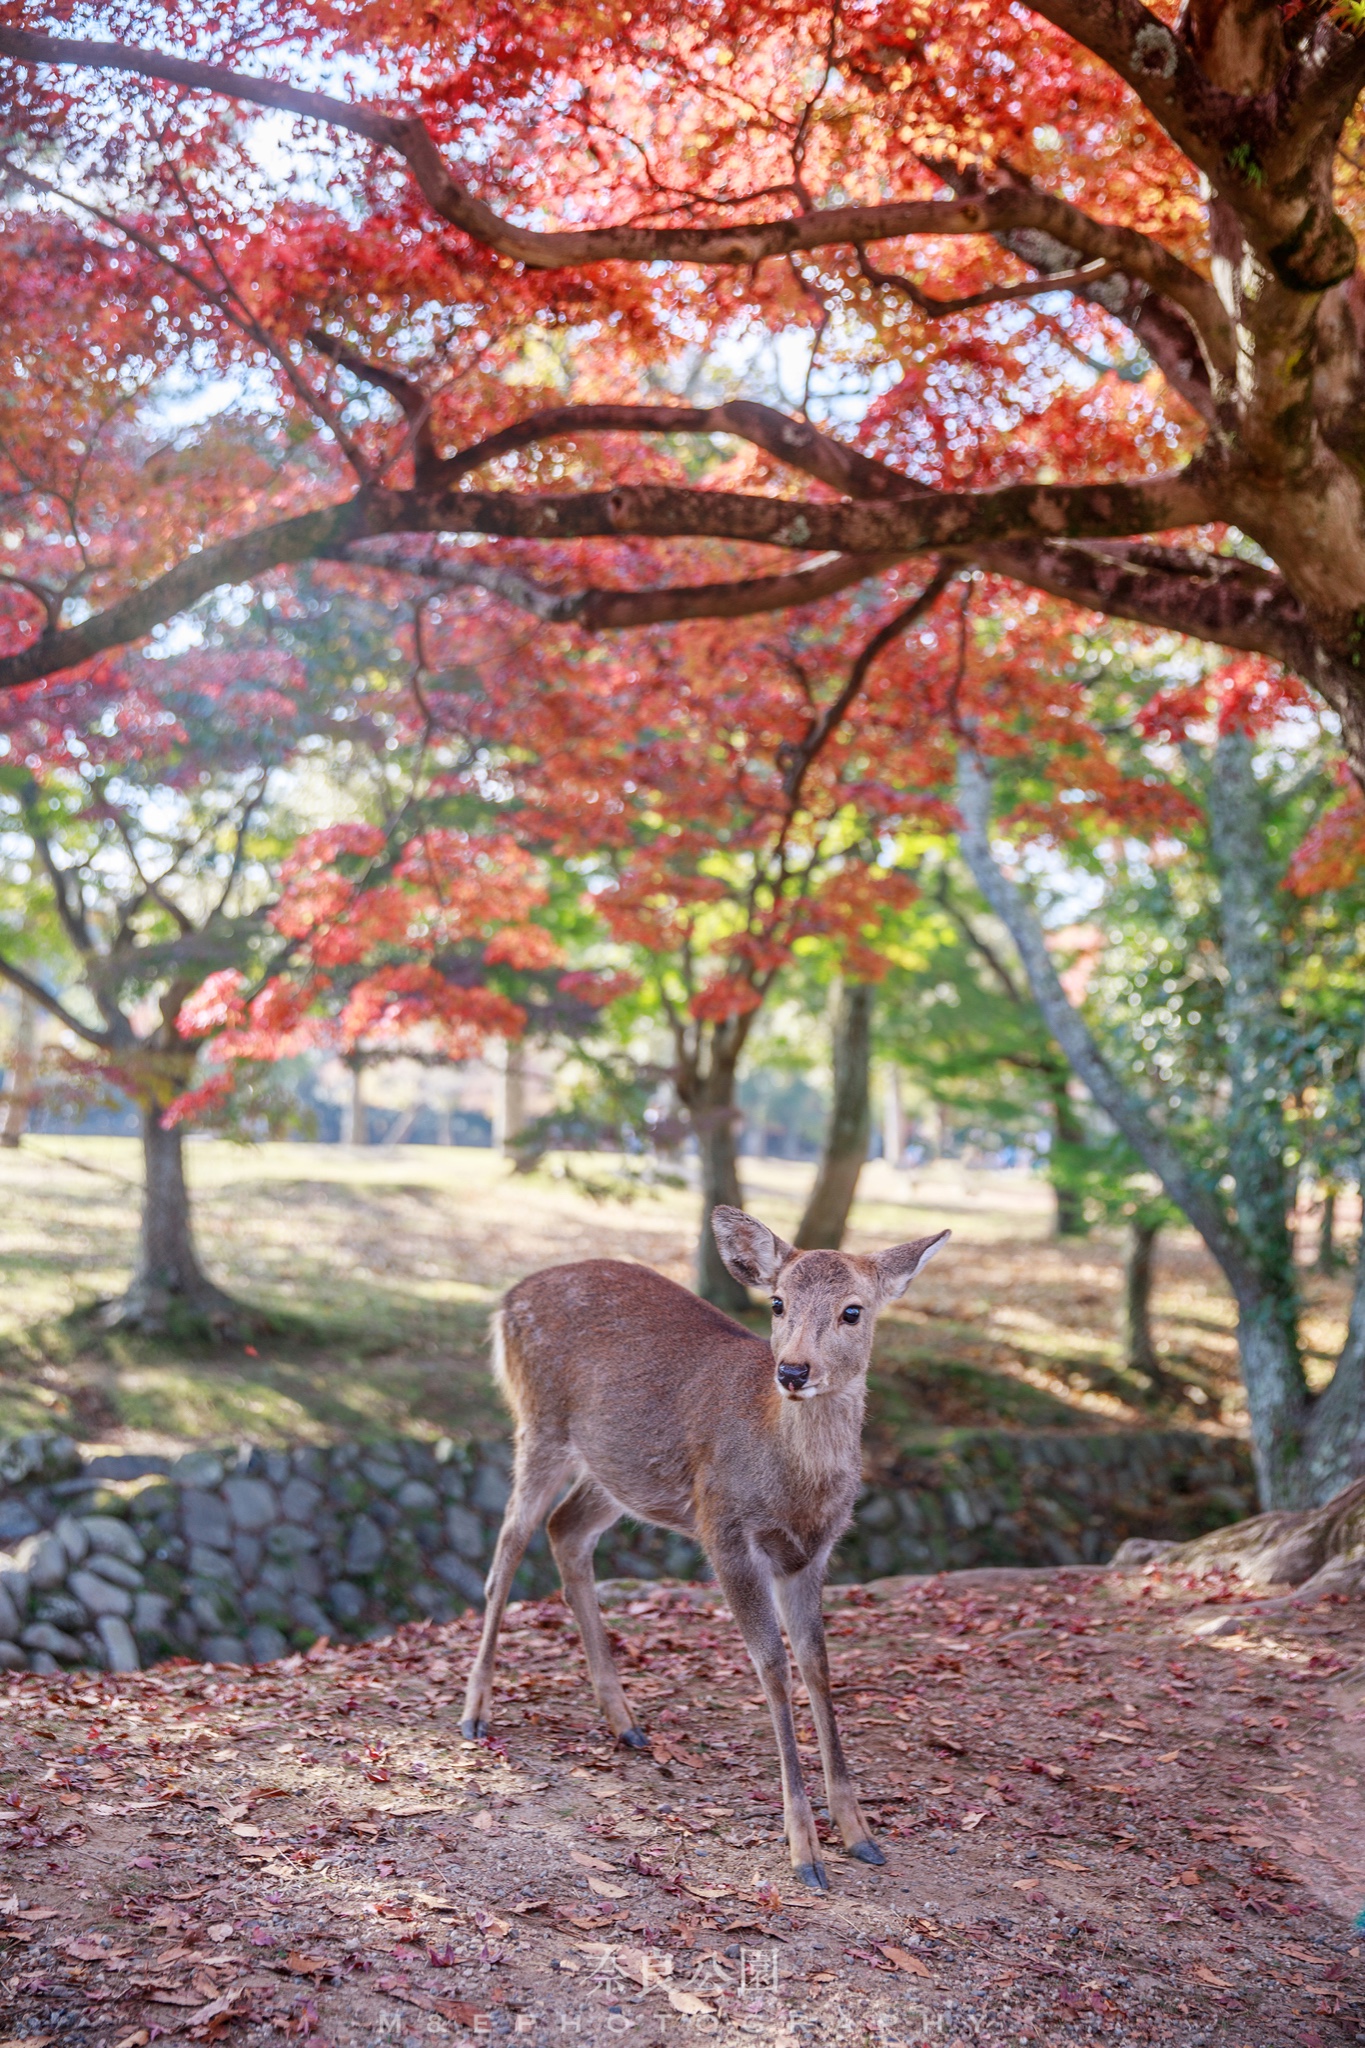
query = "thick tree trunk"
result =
(101, 1095, 237, 1334)
(796, 982, 872, 1250)
(1123, 1216, 1161, 1380)
(0, 989, 38, 1147)
(1045, 1066, 1088, 1238)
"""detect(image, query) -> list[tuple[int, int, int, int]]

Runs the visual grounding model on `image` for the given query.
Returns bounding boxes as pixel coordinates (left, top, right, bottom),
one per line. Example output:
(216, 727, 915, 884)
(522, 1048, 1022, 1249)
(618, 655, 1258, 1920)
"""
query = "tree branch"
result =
(0, 461, 1210, 692)
(0, 953, 113, 1049)
(334, 540, 907, 627)
(0, 29, 1230, 351)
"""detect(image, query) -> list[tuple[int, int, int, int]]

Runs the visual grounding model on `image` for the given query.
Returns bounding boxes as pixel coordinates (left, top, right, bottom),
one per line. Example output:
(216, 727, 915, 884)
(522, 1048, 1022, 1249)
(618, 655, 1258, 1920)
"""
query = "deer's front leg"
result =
(711, 1545, 827, 1889)
(775, 1561, 884, 1866)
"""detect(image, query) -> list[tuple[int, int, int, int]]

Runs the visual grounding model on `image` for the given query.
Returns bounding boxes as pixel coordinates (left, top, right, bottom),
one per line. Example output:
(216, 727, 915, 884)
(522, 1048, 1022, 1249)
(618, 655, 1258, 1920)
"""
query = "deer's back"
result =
(498, 1261, 776, 1510)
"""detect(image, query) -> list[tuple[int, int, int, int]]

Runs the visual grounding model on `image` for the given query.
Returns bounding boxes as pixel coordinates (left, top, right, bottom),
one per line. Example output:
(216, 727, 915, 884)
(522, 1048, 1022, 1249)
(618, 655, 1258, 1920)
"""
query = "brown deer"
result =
(459, 1204, 949, 1889)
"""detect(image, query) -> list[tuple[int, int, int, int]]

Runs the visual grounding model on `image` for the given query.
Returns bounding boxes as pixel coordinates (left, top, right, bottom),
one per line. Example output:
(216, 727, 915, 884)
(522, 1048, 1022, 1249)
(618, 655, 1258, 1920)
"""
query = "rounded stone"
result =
(395, 1479, 440, 1514)
(202, 1635, 248, 1665)
(223, 1476, 277, 1532)
(170, 1451, 226, 1488)
(0, 1641, 26, 1669)
(444, 1505, 485, 1559)
(35, 1591, 89, 1632)
(189, 1545, 237, 1584)
(132, 1591, 172, 1635)
(245, 1622, 288, 1663)
(288, 1593, 331, 1637)
(0, 1581, 19, 1641)
(20, 1621, 84, 1660)
(80, 1517, 146, 1566)
(96, 1615, 140, 1672)
(359, 1455, 405, 1494)
(280, 1477, 323, 1524)
(327, 1581, 366, 1626)
(181, 1490, 231, 1550)
(69, 1570, 134, 1619)
(433, 1552, 486, 1602)
(84, 1553, 143, 1591)
(0, 1567, 31, 1612)
(344, 1516, 385, 1576)
(0, 1502, 40, 1544)
(17, 1533, 68, 1590)
(471, 1466, 512, 1515)
(54, 1514, 90, 1564)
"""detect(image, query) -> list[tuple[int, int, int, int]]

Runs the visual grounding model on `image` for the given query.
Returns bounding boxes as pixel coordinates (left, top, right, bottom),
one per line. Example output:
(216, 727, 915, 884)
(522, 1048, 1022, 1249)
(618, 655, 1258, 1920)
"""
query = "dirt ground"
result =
(2, 1561, 1363, 2048)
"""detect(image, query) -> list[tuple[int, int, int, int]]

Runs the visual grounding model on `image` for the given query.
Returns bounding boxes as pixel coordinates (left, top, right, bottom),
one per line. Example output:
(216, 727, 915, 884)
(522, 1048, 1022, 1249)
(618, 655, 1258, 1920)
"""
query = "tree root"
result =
(95, 1271, 258, 1342)
(1114, 1475, 1365, 1600)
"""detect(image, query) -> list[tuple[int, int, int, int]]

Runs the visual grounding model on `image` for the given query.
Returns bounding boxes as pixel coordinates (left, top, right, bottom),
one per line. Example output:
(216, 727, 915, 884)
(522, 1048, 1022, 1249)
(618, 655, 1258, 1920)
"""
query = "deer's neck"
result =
(776, 1378, 866, 1488)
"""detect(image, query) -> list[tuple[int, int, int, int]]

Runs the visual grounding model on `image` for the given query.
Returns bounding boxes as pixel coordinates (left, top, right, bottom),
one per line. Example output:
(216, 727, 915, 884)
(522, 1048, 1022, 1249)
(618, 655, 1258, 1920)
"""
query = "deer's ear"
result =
(872, 1229, 951, 1300)
(711, 1206, 793, 1291)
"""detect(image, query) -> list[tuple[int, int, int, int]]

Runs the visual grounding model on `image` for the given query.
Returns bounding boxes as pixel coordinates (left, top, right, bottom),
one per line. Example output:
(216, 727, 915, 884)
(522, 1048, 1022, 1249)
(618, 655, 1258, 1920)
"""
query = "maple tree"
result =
(5, 0, 1365, 801)
(0, 609, 548, 1330)
(465, 572, 959, 1307)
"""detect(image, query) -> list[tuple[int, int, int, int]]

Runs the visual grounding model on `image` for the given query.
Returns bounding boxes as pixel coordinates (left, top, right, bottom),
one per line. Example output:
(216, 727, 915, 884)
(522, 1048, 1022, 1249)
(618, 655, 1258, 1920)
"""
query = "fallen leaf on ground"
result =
(667, 1987, 714, 2016)
(470, 1810, 495, 1832)
(961, 1810, 986, 1830)
(879, 1945, 931, 1977)
(1188, 1964, 1233, 1989)
(588, 1878, 631, 1900)
(680, 1882, 732, 1900)
(569, 1851, 618, 1872)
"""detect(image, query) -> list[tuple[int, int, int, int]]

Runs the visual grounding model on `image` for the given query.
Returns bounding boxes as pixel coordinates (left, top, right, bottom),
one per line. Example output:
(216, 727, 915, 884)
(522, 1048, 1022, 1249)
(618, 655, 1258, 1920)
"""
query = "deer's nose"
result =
(777, 1362, 810, 1392)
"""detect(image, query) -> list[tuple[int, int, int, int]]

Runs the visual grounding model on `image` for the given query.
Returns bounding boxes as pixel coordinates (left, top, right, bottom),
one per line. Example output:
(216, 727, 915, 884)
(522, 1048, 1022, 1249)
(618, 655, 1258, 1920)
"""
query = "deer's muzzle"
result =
(777, 1361, 811, 1393)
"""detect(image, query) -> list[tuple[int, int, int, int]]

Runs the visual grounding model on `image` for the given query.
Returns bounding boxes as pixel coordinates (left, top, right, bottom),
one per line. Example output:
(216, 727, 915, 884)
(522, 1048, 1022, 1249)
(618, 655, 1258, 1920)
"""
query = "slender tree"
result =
(954, 711, 1365, 1507)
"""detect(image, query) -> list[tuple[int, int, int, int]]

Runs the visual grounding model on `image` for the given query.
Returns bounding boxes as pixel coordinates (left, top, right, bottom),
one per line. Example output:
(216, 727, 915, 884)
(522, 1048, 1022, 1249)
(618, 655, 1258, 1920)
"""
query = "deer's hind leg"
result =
(460, 1428, 572, 1740)
(547, 1478, 646, 1748)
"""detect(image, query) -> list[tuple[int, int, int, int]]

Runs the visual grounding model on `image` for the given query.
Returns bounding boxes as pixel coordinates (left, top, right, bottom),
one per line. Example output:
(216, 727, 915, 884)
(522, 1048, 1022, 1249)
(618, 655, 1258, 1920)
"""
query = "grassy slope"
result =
(1, 1137, 1338, 1454)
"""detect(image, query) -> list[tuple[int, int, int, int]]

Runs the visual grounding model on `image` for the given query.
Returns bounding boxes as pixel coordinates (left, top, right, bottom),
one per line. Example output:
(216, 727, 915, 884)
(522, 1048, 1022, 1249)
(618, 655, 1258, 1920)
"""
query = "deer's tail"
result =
(489, 1306, 510, 1395)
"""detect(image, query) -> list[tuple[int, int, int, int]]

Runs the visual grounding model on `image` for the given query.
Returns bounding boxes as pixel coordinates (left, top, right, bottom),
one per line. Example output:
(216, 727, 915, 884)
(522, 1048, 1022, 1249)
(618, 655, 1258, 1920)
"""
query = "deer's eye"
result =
(770, 1297, 784, 1316)
(841, 1305, 862, 1324)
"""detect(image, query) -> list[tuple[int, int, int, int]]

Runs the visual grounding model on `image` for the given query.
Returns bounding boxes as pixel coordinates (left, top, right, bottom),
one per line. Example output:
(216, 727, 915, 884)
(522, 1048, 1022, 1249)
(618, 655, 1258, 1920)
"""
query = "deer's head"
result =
(711, 1207, 950, 1401)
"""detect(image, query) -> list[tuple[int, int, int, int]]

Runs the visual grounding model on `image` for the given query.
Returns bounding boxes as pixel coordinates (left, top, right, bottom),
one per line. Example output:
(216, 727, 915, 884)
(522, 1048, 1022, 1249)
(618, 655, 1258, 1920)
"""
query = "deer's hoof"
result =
(459, 1717, 489, 1741)
(847, 1838, 886, 1866)
(618, 1726, 651, 1751)
(794, 1860, 829, 1892)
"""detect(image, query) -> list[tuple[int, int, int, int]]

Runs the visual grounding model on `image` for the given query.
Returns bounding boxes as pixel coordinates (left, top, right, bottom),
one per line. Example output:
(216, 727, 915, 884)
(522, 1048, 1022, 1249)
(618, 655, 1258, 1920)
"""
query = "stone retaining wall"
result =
(0, 1425, 1254, 1674)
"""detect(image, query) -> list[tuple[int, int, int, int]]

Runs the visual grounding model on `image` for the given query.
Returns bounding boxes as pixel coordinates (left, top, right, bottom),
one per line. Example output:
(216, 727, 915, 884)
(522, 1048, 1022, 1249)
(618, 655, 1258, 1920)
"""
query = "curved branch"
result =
(0, 28, 1230, 356)
(0, 952, 113, 1050)
(333, 541, 906, 627)
(0, 463, 1210, 692)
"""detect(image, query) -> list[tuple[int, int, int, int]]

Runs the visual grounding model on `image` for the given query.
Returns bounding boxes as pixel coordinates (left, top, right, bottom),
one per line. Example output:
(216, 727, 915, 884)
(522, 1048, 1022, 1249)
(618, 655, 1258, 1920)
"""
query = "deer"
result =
(458, 1204, 949, 1889)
